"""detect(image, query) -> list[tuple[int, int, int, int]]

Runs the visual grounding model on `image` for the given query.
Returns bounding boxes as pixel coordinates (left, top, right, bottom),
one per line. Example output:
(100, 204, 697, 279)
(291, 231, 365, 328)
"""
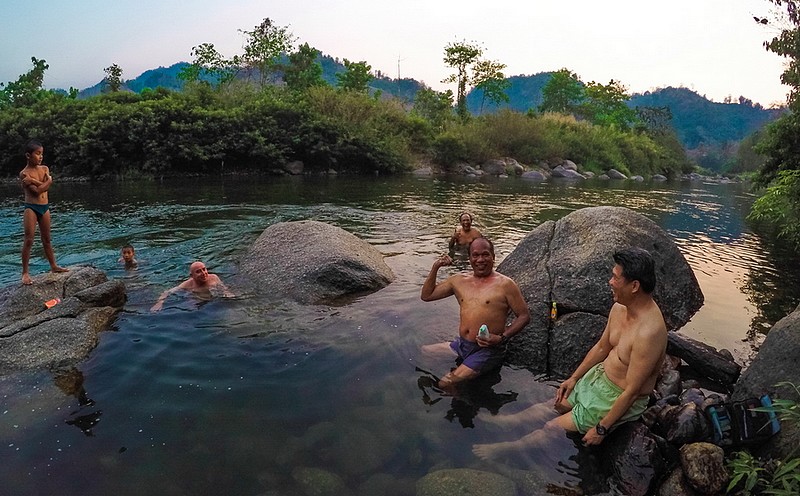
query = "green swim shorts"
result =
(567, 363, 649, 434)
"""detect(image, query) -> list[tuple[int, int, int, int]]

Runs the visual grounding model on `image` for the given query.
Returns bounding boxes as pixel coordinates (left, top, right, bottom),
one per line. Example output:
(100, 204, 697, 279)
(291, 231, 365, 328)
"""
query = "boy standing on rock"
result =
(19, 140, 68, 285)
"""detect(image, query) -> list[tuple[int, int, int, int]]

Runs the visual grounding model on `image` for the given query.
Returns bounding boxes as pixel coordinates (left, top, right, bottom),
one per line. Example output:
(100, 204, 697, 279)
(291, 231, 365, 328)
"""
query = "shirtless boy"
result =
(151, 261, 233, 312)
(421, 236, 530, 389)
(448, 212, 482, 250)
(119, 244, 138, 269)
(20, 140, 68, 285)
(473, 247, 667, 459)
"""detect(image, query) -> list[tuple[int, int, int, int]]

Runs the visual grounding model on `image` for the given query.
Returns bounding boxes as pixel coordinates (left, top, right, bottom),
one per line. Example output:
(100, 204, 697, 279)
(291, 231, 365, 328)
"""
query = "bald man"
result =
(150, 261, 233, 312)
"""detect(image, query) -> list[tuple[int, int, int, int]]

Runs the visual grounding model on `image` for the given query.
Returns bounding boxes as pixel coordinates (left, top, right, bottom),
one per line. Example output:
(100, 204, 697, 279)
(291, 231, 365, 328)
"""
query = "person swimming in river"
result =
(449, 212, 482, 251)
(19, 139, 69, 285)
(119, 244, 138, 269)
(150, 261, 234, 312)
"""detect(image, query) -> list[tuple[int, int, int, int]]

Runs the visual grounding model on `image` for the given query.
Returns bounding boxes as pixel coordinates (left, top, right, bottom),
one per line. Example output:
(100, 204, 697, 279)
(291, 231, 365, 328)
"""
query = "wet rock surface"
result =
(240, 220, 395, 305)
(0, 266, 125, 375)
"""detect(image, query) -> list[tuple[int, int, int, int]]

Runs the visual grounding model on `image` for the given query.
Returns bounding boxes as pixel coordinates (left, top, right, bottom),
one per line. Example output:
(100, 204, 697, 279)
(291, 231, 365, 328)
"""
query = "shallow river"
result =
(1, 175, 798, 495)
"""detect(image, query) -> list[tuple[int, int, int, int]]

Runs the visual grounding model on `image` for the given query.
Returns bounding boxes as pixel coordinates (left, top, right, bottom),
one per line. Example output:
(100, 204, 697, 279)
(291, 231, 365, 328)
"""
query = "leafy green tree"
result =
(442, 40, 483, 120)
(412, 87, 454, 130)
(749, 1, 800, 249)
(539, 68, 584, 114)
(634, 105, 673, 135)
(0, 57, 49, 109)
(240, 18, 296, 86)
(336, 59, 372, 93)
(728, 129, 767, 174)
(178, 43, 240, 87)
(103, 64, 124, 92)
(471, 59, 510, 114)
(283, 43, 325, 91)
(579, 79, 638, 130)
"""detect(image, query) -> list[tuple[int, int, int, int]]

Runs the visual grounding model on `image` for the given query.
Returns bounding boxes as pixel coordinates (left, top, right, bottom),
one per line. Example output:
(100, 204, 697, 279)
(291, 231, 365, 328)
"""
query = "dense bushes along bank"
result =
(0, 83, 692, 179)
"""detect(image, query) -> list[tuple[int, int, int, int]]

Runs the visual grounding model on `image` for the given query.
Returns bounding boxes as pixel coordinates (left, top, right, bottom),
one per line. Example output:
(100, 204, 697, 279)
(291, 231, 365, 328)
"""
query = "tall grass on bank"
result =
(433, 110, 691, 177)
(0, 86, 689, 179)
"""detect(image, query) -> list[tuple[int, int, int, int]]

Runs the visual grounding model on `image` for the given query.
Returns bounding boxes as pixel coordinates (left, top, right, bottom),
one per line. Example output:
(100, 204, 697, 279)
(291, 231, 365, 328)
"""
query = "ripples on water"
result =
(0, 176, 798, 495)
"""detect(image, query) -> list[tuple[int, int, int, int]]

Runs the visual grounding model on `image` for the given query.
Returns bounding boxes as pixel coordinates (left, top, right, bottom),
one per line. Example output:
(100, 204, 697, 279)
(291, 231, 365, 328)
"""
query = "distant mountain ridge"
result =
(74, 60, 782, 166)
(629, 86, 783, 148)
(465, 72, 783, 148)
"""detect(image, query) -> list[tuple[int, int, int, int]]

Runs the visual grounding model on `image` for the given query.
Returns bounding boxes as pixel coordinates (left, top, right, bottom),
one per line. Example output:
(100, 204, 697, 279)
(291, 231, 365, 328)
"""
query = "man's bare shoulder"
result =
(638, 304, 668, 339)
(494, 271, 515, 282)
(448, 271, 471, 284)
(495, 271, 521, 288)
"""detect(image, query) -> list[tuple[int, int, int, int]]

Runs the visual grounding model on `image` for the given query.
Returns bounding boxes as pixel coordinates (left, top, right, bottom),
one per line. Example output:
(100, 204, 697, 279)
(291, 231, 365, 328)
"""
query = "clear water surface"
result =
(1, 175, 798, 495)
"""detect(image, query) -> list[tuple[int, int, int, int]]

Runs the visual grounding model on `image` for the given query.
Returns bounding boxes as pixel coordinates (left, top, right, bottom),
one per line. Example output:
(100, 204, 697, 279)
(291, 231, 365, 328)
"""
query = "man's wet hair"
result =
(469, 236, 495, 257)
(25, 139, 43, 155)
(613, 247, 656, 294)
(122, 244, 134, 252)
(459, 211, 473, 222)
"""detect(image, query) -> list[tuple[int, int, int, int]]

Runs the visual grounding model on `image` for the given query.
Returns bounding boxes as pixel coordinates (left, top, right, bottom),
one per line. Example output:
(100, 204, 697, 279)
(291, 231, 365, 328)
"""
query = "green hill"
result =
(466, 72, 551, 114)
(78, 63, 189, 97)
(628, 86, 783, 148)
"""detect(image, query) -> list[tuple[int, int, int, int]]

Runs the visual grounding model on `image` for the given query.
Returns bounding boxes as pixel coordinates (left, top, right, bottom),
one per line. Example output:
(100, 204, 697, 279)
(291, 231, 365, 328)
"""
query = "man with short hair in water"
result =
(472, 247, 667, 459)
(449, 212, 482, 250)
(421, 236, 530, 389)
(150, 261, 233, 312)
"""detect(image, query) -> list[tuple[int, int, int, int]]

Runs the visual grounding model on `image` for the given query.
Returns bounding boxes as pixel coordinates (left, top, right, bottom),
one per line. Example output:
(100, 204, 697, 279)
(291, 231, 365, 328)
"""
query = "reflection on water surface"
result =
(0, 175, 798, 495)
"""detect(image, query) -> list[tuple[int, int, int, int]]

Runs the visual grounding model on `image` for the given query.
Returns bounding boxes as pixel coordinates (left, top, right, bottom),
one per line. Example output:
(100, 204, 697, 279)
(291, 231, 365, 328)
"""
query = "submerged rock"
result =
(416, 468, 516, 496)
(291, 466, 348, 496)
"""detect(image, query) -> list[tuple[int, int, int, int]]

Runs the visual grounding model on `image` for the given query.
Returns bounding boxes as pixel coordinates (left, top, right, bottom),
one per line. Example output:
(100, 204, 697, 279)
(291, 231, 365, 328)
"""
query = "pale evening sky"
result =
(0, 0, 791, 107)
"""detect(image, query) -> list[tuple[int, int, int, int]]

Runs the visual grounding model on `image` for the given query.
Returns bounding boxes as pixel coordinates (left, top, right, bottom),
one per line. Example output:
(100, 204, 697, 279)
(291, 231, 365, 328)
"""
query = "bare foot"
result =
(472, 441, 518, 460)
(480, 403, 554, 428)
(21, 273, 32, 285)
(51, 266, 69, 273)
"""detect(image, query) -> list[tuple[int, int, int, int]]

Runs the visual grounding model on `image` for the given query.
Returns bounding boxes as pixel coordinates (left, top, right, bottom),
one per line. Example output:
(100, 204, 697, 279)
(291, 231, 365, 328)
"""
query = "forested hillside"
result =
(463, 72, 784, 170)
(629, 87, 784, 148)
(466, 73, 551, 114)
(2, 19, 692, 181)
(85, 63, 781, 166)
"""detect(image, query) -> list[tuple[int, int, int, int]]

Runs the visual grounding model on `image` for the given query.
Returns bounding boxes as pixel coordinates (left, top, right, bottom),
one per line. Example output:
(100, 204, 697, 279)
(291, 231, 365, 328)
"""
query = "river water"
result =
(1, 175, 798, 495)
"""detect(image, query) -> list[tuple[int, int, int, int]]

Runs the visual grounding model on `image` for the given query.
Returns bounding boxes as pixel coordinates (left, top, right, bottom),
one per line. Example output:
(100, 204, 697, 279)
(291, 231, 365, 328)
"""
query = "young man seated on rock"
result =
(473, 247, 667, 458)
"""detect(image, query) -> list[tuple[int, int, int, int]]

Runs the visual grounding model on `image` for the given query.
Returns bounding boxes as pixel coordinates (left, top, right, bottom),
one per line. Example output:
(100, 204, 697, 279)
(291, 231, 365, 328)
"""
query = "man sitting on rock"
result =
(473, 247, 667, 458)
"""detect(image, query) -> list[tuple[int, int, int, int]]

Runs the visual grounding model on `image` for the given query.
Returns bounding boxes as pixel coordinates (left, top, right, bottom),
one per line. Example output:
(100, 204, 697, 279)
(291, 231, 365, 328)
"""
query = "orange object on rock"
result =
(44, 298, 61, 309)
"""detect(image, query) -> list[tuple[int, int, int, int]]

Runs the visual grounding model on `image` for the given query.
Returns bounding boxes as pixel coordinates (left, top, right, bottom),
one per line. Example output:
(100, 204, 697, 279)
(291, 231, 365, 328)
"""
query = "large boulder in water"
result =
(0, 266, 126, 375)
(498, 206, 703, 377)
(732, 303, 800, 459)
(240, 220, 394, 304)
